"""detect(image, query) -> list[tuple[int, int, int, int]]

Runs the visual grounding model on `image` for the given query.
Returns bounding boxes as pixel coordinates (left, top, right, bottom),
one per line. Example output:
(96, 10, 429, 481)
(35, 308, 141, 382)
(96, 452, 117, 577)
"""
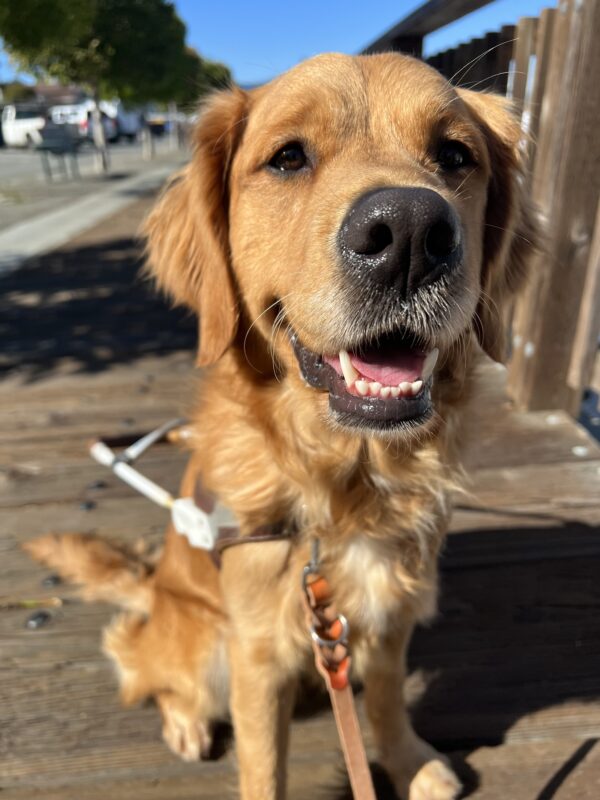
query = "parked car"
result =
(144, 110, 167, 136)
(49, 103, 90, 139)
(1, 103, 46, 147)
(116, 108, 142, 142)
(50, 102, 118, 143)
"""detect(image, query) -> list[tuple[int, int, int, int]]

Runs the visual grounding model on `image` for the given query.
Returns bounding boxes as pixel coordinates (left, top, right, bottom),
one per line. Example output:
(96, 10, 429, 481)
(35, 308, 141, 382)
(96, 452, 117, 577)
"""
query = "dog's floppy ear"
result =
(459, 90, 539, 362)
(144, 88, 248, 367)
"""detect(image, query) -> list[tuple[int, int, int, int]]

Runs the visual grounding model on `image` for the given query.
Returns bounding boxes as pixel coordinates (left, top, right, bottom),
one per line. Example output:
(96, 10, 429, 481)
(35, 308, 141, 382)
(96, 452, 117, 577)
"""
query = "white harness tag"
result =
(171, 497, 239, 550)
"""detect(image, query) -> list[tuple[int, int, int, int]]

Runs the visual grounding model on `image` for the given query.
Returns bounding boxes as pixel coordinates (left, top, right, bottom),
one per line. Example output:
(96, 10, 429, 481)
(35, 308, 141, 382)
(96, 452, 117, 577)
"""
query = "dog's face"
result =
(146, 53, 535, 439)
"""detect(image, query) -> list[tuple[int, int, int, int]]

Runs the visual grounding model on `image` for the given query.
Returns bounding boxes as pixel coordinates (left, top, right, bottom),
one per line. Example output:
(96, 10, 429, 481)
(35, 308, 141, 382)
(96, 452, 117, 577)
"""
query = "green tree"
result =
(176, 48, 231, 109)
(0, 0, 229, 167)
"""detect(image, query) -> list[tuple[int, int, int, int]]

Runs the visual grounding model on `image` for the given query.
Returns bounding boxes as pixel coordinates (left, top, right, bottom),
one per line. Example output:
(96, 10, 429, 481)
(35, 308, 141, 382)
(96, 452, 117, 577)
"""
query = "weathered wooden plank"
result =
(508, 16, 538, 112)
(492, 24, 517, 94)
(553, 739, 600, 800)
(3, 737, 599, 800)
(461, 407, 600, 470)
(567, 200, 600, 412)
(523, 7, 556, 170)
(465, 739, 600, 800)
(0, 451, 186, 509)
(2, 400, 596, 474)
(470, 459, 600, 509)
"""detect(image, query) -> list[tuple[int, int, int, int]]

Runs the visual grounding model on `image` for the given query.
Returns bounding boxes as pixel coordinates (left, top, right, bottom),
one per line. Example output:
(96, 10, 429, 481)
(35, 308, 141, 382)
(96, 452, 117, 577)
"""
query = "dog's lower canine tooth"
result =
(339, 349, 359, 385)
(421, 348, 439, 381)
(355, 380, 368, 396)
(411, 380, 423, 395)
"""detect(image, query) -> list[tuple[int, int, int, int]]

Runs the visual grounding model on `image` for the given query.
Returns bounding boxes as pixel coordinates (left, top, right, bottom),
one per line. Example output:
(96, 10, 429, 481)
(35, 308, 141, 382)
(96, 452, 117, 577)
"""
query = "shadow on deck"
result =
(0, 209, 196, 381)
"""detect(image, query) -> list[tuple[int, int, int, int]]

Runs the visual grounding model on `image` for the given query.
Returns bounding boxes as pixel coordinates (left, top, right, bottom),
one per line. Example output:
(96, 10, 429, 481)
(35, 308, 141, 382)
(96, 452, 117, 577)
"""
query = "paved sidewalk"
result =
(0, 140, 188, 275)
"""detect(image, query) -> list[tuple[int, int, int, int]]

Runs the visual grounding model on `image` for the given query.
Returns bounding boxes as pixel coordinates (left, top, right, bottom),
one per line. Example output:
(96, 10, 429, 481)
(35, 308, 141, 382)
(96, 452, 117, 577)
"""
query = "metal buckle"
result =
(309, 613, 350, 649)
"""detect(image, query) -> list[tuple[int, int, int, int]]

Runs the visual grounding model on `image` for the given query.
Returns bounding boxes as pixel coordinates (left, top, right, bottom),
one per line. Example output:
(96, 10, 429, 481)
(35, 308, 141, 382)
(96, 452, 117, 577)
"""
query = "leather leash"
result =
(301, 539, 377, 800)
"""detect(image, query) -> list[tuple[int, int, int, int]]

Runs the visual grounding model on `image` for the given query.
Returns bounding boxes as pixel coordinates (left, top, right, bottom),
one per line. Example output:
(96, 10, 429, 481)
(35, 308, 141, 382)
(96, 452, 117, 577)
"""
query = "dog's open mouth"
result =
(291, 329, 438, 430)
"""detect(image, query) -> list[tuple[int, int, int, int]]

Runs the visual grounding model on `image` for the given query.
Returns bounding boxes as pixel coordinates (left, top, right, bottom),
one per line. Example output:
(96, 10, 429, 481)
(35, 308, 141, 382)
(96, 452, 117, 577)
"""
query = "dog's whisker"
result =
(243, 293, 295, 374)
(450, 38, 517, 86)
(460, 70, 520, 92)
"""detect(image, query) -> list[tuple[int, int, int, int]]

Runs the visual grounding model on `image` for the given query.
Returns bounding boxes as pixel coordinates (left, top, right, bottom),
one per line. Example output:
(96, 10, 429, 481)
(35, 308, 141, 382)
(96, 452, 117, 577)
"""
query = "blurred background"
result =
(1, 2, 599, 799)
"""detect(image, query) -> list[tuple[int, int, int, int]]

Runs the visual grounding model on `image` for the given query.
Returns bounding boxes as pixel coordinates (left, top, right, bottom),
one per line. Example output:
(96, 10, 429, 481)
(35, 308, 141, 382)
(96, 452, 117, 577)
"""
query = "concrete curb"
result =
(0, 164, 178, 275)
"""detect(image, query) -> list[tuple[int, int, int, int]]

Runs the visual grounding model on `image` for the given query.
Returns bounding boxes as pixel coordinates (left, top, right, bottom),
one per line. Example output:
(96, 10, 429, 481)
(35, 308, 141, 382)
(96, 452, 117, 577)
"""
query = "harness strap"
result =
(192, 479, 294, 566)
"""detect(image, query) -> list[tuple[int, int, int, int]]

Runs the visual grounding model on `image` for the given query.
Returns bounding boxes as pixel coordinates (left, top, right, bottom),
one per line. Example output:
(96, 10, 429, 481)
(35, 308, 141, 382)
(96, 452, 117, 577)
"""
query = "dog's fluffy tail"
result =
(24, 533, 153, 613)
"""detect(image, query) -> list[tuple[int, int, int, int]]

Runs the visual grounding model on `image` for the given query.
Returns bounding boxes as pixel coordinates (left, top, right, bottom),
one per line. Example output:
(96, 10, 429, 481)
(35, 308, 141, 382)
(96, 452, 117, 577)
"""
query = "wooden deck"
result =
(1, 198, 600, 799)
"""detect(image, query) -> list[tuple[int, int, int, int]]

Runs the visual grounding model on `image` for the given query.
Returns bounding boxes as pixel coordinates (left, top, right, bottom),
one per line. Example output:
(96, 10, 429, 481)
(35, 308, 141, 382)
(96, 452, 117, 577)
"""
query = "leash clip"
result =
(302, 536, 321, 588)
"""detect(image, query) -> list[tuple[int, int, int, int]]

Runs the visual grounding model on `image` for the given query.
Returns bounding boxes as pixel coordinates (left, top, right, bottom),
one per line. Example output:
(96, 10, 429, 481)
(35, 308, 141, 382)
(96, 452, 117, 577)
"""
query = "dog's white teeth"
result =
(339, 349, 359, 386)
(421, 348, 439, 382)
(351, 376, 425, 399)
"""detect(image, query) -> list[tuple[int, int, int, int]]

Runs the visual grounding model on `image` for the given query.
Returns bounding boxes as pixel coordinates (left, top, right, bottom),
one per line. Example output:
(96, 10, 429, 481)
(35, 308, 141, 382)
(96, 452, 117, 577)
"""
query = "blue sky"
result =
(177, 0, 553, 85)
(1, 0, 553, 86)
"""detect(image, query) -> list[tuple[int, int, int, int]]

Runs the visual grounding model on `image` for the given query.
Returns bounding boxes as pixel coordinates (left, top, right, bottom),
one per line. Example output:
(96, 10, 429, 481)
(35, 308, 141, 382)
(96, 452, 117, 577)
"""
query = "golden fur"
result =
(26, 53, 537, 799)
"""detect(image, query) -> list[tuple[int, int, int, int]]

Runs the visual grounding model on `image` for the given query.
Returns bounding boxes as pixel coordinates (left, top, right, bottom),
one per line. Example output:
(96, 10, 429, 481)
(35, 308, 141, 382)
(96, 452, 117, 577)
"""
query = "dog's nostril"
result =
(356, 223, 394, 256)
(424, 220, 457, 263)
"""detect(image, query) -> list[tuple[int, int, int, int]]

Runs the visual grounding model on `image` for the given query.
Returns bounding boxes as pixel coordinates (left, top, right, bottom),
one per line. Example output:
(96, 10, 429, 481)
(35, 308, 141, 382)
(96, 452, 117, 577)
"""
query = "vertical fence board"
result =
(567, 202, 600, 412)
(476, 32, 501, 91)
(493, 24, 517, 93)
(508, 17, 538, 112)
(463, 36, 488, 90)
(523, 8, 556, 169)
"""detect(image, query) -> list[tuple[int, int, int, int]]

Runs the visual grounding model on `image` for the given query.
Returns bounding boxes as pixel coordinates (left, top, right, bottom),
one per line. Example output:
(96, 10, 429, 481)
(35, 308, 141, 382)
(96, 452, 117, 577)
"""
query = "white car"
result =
(1, 104, 46, 147)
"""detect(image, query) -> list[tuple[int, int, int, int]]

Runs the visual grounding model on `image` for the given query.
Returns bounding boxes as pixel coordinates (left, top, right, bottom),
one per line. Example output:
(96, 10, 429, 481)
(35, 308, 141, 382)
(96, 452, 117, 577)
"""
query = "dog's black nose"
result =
(338, 187, 462, 297)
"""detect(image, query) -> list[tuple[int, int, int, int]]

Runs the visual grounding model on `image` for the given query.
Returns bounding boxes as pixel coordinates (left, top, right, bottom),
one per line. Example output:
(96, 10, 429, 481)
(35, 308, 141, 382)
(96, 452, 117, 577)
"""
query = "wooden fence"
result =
(426, 25, 515, 93)
(428, 0, 600, 414)
(428, 1, 600, 415)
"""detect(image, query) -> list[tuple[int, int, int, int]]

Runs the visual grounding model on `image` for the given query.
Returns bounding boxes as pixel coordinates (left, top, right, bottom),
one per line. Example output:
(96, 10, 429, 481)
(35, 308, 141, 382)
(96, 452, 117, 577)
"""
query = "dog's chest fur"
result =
(292, 456, 450, 643)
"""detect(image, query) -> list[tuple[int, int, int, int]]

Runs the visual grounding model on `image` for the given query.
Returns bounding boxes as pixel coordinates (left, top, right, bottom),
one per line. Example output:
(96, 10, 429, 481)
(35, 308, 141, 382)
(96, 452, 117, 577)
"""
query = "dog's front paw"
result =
(161, 704, 212, 762)
(408, 758, 462, 800)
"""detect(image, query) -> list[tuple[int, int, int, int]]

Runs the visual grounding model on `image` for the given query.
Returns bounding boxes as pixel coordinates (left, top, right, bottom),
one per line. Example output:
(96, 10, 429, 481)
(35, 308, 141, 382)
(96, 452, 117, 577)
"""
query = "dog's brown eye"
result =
(437, 141, 473, 170)
(268, 142, 307, 172)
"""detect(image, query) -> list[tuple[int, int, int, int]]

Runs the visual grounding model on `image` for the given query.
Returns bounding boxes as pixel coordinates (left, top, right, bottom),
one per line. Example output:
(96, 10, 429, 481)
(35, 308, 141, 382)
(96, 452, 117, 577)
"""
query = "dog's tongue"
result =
(325, 348, 426, 384)
(349, 350, 425, 384)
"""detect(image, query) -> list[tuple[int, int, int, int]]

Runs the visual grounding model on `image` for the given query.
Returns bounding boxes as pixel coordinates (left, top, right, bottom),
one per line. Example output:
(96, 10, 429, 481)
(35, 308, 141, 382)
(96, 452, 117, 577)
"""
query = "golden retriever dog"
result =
(27, 53, 537, 800)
